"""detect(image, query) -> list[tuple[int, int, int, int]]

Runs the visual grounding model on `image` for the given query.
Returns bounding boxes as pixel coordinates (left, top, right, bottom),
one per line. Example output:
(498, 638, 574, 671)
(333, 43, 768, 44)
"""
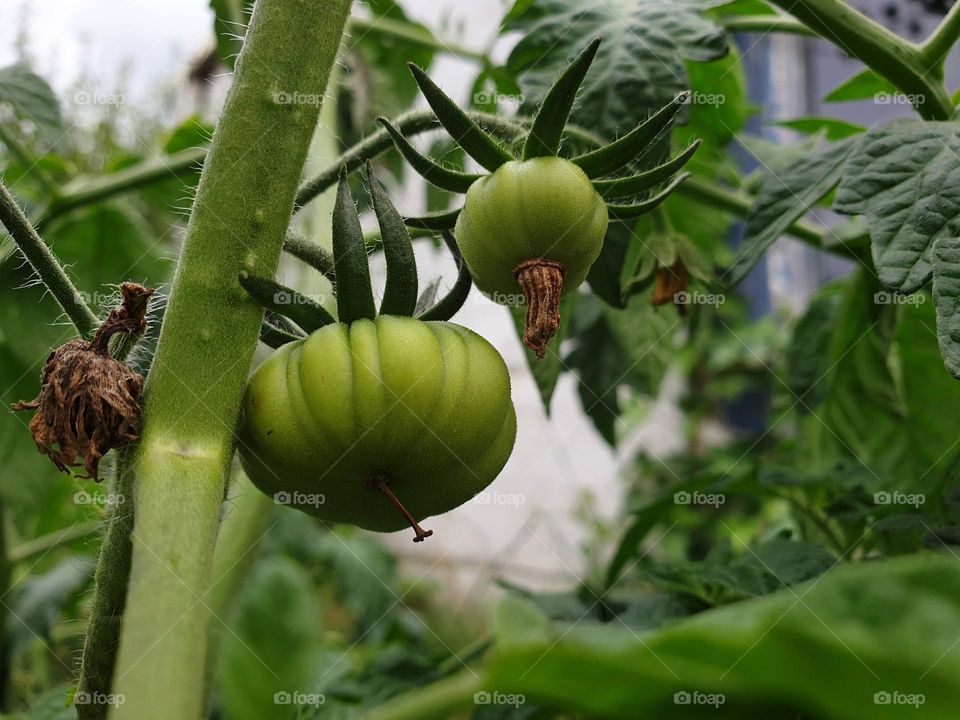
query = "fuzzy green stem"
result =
(41, 147, 206, 225)
(919, 0, 960, 74)
(295, 110, 526, 209)
(347, 14, 487, 62)
(109, 1, 351, 719)
(365, 670, 483, 720)
(77, 463, 135, 720)
(0, 179, 98, 336)
(720, 15, 815, 36)
(768, 0, 952, 120)
(7, 521, 100, 565)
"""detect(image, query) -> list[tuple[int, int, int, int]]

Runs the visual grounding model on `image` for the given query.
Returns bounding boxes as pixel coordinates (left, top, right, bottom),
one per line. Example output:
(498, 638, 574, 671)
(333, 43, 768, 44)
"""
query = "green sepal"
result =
(239, 272, 336, 333)
(573, 92, 688, 178)
(283, 231, 335, 282)
(403, 206, 461, 230)
(522, 38, 601, 160)
(366, 163, 418, 317)
(606, 173, 690, 220)
(408, 63, 514, 172)
(332, 166, 376, 323)
(592, 140, 700, 199)
(378, 117, 483, 193)
(418, 231, 473, 321)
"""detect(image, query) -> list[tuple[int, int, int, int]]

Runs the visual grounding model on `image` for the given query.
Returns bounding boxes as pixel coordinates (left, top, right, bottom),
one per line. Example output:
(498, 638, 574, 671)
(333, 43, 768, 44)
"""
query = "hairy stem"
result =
(720, 15, 815, 36)
(0, 179, 98, 336)
(347, 14, 487, 62)
(919, 0, 960, 73)
(366, 670, 482, 720)
(77, 463, 135, 720)
(768, 0, 952, 120)
(41, 148, 206, 225)
(7, 521, 100, 565)
(109, 1, 351, 718)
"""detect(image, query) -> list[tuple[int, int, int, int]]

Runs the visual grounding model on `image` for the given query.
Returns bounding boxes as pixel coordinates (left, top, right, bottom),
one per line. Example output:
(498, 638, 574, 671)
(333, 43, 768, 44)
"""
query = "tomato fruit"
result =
(239, 315, 516, 538)
(454, 156, 608, 307)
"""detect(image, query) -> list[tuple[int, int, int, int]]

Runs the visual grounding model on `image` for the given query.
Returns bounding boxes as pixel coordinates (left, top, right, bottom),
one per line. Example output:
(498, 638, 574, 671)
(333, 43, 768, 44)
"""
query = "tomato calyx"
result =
(367, 471, 434, 543)
(12, 283, 154, 480)
(515, 259, 565, 359)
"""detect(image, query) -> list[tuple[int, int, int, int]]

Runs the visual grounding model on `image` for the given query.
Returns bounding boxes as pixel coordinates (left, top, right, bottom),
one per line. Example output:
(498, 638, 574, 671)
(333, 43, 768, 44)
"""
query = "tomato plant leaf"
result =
(777, 116, 865, 140)
(217, 557, 322, 720)
(933, 236, 960, 378)
(486, 554, 960, 718)
(822, 68, 896, 103)
(0, 64, 63, 137)
(833, 119, 960, 293)
(723, 136, 856, 288)
(505, 0, 729, 139)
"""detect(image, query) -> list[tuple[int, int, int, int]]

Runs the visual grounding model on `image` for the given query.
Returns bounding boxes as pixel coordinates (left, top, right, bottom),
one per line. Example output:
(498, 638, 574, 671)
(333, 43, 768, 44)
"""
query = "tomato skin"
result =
(454, 157, 608, 300)
(239, 315, 516, 532)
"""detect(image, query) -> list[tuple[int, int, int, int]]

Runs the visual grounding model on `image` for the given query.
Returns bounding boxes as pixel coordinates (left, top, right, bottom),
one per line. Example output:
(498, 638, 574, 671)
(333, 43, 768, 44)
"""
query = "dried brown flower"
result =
(12, 283, 154, 480)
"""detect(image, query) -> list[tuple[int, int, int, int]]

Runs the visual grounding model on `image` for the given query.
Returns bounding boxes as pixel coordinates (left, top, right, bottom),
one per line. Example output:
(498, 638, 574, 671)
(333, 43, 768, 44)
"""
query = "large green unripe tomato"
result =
(238, 315, 516, 539)
(454, 157, 608, 357)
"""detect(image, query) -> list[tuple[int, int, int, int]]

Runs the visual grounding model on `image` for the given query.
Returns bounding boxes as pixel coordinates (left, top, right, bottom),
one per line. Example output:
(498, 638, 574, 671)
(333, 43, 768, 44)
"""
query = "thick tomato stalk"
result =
(455, 157, 608, 356)
(239, 316, 516, 539)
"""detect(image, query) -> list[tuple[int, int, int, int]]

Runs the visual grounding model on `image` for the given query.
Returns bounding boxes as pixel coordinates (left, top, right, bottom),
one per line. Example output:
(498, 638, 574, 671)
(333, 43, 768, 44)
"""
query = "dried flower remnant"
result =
(12, 284, 154, 480)
(651, 260, 688, 313)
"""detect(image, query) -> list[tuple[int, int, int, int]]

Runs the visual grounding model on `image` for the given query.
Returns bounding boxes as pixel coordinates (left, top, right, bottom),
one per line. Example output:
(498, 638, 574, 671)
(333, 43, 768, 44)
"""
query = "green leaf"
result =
(0, 64, 63, 136)
(786, 283, 844, 408)
(822, 68, 896, 102)
(487, 554, 960, 718)
(332, 169, 377, 323)
(723, 137, 855, 287)
(7, 558, 94, 652)
(778, 116, 865, 140)
(933, 236, 960, 377)
(510, 293, 577, 414)
(367, 166, 417, 317)
(217, 556, 322, 720)
(834, 119, 960, 293)
(505, 0, 729, 139)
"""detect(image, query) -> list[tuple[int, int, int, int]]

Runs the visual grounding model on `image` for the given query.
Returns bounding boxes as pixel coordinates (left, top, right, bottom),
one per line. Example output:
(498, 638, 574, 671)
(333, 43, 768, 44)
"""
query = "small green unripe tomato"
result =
(239, 315, 516, 541)
(455, 157, 608, 357)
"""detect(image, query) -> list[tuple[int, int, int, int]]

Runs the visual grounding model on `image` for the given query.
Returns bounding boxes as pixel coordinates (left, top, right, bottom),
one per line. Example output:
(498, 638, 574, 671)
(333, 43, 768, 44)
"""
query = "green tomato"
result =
(238, 315, 516, 537)
(454, 157, 608, 302)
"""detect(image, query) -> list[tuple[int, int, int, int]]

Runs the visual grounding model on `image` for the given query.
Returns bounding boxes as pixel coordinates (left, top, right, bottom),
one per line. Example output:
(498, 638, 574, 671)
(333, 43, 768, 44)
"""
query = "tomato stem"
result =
(515, 259, 565, 360)
(371, 474, 434, 543)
